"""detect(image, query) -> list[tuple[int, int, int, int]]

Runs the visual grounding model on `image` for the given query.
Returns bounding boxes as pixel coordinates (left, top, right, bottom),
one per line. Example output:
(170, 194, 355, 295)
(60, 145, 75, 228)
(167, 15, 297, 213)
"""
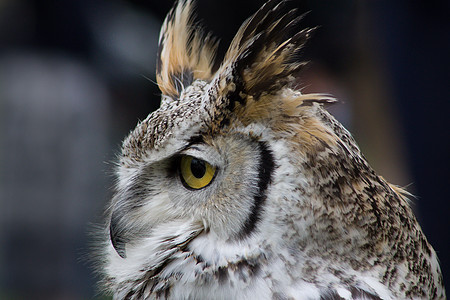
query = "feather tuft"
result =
(217, 0, 314, 99)
(156, 0, 219, 98)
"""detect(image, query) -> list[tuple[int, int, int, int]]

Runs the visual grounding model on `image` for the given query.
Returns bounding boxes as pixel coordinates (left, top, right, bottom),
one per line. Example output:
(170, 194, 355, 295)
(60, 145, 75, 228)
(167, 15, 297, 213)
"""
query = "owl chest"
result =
(144, 251, 402, 300)
(146, 250, 332, 300)
(150, 253, 270, 299)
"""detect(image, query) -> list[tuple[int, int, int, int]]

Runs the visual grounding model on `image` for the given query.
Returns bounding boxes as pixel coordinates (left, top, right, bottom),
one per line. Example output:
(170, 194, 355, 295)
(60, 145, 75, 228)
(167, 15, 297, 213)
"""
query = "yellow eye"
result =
(180, 155, 216, 190)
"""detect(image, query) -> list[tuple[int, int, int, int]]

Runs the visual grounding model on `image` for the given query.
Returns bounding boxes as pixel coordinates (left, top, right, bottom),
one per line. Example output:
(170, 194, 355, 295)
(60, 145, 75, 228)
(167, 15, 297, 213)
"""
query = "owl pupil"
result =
(190, 158, 206, 178)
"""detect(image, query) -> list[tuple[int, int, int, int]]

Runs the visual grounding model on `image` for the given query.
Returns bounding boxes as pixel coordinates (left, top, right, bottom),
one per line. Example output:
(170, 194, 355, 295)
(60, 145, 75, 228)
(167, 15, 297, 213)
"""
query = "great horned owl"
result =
(99, 0, 446, 299)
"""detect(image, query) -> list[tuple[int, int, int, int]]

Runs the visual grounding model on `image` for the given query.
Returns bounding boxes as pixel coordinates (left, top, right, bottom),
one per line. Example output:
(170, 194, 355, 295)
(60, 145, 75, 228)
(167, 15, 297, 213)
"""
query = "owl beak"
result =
(109, 211, 127, 258)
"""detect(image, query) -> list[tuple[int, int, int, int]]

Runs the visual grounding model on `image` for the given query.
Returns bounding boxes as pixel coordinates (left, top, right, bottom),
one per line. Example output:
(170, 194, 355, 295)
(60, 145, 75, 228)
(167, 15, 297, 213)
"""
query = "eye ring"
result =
(179, 155, 217, 190)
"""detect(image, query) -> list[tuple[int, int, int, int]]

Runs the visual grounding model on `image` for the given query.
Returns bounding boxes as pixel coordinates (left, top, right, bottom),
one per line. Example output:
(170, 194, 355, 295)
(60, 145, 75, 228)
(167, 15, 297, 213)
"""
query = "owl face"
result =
(101, 1, 445, 299)
(129, 132, 275, 240)
(109, 78, 279, 253)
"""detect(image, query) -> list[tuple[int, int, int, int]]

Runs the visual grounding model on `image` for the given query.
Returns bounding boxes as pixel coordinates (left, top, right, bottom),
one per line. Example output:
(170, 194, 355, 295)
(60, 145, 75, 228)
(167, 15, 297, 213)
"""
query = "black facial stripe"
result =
(239, 141, 275, 237)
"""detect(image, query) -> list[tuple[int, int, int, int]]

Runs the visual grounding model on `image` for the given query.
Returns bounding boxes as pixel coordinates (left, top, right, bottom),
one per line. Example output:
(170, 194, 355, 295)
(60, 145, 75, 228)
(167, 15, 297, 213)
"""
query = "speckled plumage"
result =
(99, 1, 446, 299)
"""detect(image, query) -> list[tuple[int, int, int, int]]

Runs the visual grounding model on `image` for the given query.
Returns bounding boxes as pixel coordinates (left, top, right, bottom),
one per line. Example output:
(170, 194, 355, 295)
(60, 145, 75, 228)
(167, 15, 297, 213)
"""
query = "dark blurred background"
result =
(0, 0, 448, 298)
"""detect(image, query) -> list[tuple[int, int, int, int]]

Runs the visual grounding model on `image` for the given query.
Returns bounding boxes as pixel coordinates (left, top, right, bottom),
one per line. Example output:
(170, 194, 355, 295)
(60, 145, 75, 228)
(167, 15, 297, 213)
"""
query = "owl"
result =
(99, 0, 446, 299)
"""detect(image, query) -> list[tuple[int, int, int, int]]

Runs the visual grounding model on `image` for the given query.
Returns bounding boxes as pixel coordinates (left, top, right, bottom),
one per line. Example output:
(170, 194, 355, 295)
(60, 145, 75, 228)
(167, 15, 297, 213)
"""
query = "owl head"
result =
(102, 1, 444, 299)
(108, 0, 334, 257)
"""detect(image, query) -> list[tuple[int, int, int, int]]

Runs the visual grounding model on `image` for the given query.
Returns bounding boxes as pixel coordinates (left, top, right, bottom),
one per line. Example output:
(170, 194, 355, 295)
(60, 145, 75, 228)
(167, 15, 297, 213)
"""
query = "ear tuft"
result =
(218, 0, 314, 99)
(156, 0, 218, 98)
